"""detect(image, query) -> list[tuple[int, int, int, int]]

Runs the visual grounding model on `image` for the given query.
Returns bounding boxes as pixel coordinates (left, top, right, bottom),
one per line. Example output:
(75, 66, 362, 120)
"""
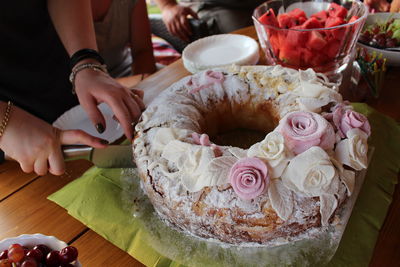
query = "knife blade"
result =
(0, 145, 136, 168)
(63, 145, 136, 168)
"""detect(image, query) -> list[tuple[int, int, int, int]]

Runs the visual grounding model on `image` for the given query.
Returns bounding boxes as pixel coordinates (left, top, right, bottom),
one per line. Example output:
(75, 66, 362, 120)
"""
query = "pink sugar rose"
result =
(339, 109, 371, 138)
(326, 105, 371, 138)
(229, 157, 269, 200)
(277, 111, 335, 155)
(188, 70, 225, 94)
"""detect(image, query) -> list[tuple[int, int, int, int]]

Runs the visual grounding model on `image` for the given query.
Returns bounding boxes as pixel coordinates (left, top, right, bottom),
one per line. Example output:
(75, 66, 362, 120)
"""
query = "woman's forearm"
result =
(130, 0, 157, 74)
(47, 0, 97, 56)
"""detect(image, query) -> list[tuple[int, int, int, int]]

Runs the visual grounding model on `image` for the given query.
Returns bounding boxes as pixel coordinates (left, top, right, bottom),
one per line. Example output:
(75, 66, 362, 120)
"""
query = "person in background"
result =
(364, 0, 391, 12)
(92, 0, 157, 78)
(154, 0, 265, 42)
(0, 0, 144, 176)
(390, 0, 400, 12)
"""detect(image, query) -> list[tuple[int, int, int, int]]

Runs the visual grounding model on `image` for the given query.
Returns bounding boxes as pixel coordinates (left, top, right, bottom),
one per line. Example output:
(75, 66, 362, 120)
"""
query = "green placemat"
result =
(48, 104, 400, 267)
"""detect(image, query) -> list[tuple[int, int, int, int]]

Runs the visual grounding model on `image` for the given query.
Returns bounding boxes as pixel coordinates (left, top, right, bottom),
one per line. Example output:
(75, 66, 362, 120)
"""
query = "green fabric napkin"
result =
(48, 104, 400, 267)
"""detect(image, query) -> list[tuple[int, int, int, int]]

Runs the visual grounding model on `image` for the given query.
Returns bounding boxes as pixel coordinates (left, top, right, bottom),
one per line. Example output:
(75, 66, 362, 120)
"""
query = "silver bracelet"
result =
(69, 63, 108, 94)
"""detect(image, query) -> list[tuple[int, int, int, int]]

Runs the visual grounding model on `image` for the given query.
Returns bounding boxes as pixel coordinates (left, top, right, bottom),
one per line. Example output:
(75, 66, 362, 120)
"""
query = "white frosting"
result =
(268, 178, 294, 221)
(247, 132, 291, 178)
(340, 169, 356, 196)
(319, 194, 338, 226)
(228, 147, 247, 159)
(152, 128, 191, 153)
(335, 128, 368, 171)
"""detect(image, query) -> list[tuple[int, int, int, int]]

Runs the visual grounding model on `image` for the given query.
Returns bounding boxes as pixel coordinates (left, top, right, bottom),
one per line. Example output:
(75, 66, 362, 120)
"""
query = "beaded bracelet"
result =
(69, 48, 105, 70)
(0, 101, 13, 138)
(69, 63, 108, 94)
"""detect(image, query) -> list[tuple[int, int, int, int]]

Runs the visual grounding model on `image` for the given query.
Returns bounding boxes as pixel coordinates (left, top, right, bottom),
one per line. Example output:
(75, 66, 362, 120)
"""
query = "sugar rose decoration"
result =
(229, 157, 269, 200)
(277, 111, 335, 155)
(187, 70, 225, 94)
(247, 132, 291, 178)
(328, 105, 371, 138)
(335, 128, 368, 171)
(282, 146, 338, 197)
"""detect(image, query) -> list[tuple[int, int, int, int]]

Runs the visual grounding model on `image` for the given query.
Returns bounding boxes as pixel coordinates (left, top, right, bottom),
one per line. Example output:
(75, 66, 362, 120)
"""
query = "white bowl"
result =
(182, 34, 259, 73)
(357, 12, 400, 66)
(0, 234, 82, 266)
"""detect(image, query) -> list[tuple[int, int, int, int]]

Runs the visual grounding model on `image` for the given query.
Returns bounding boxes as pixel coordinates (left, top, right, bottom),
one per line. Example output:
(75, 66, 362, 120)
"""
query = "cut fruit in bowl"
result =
(357, 12, 400, 66)
(0, 234, 81, 267)
(253, 0, 368, 77)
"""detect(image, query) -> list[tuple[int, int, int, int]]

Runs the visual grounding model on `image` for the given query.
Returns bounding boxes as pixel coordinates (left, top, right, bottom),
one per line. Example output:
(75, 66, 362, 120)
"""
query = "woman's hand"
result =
(74, 67, 145, 140)
(161, 3, 198, 42)
(0, 105, 108, 176)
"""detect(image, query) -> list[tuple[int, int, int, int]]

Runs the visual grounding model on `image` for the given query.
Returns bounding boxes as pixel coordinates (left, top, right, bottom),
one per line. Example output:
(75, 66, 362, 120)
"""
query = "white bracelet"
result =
(69, 63, 108, 94)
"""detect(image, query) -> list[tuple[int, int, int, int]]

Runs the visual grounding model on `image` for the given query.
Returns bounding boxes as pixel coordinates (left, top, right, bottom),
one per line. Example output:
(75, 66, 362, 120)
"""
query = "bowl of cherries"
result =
(358, 12, 400, 66)
(0, 234, 81, 267)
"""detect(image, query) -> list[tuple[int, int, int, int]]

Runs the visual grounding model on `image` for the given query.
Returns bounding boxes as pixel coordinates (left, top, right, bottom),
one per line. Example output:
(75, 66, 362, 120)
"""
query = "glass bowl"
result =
(253, 0, 368, 77)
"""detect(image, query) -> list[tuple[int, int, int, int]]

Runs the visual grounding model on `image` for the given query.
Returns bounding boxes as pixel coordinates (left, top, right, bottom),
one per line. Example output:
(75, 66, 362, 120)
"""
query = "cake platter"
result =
(121, 150, 372, 266)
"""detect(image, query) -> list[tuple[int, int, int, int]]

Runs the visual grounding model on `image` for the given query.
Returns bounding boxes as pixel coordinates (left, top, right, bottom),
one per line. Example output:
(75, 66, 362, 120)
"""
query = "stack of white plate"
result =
(182, 34, 260, 73)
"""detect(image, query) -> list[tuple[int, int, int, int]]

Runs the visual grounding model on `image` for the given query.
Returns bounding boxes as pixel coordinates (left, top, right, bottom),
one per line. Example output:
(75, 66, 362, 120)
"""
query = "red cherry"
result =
(46, 250, 61, 266)
(59, 246, 78, 264)
(7, 244, 24, 263)
(0, 250, 7, 260)
(21, 258, 38, 267)
(26, 249, 43, 263)
(0, 259, 12, 267)
(32, 244, 51, 257)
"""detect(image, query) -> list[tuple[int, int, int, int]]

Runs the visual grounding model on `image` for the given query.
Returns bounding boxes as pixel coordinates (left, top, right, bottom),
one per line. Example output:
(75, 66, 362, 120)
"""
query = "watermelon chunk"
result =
(289, 8, 307, 20)
(347, 15, 360, 33)
(259, 8, 279, 27)
(269, 33, 281, 51)
(310, 53, 329, 67)
(348, 15, 359, 23)
(307, 31, 327, 50)
(311, 10, 328, 24)
(328, 3, 348, 19)
(278, 13, 298, 28)
(279, 45, 301, 66)
(300, 48, 314, 67)
(302, 17, 323, 29)
(325, 17, 346, 39)
(325, 16, 345, 28)
(324, 40, 341, 59)
(298, 16, 307, 25)
(286, 26, 309, 46)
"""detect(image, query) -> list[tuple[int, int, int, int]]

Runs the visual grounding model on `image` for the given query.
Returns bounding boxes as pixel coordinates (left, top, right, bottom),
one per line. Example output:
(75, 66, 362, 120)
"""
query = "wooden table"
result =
(0, 26, 399, 267)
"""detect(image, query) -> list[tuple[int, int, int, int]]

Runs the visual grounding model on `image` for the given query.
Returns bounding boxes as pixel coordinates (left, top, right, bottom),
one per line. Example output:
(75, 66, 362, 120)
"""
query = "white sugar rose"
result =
(247, 132, 291, 178)
(293, 77, 342, 112)
(282, 146, 338, 197)
(335, 128, 368, 171)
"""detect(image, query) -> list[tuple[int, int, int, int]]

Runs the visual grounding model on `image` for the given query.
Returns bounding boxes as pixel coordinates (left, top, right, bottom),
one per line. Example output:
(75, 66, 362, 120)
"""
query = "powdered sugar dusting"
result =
(133, 65, 365, 246)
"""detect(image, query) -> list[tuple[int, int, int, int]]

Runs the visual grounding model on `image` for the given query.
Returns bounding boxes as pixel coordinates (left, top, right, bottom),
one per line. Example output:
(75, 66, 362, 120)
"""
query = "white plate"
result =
(0, 233, 81, 266)
(182, 34, 259, 73)
(358, 12, 400, 66)
(53, 103, 123, 143)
